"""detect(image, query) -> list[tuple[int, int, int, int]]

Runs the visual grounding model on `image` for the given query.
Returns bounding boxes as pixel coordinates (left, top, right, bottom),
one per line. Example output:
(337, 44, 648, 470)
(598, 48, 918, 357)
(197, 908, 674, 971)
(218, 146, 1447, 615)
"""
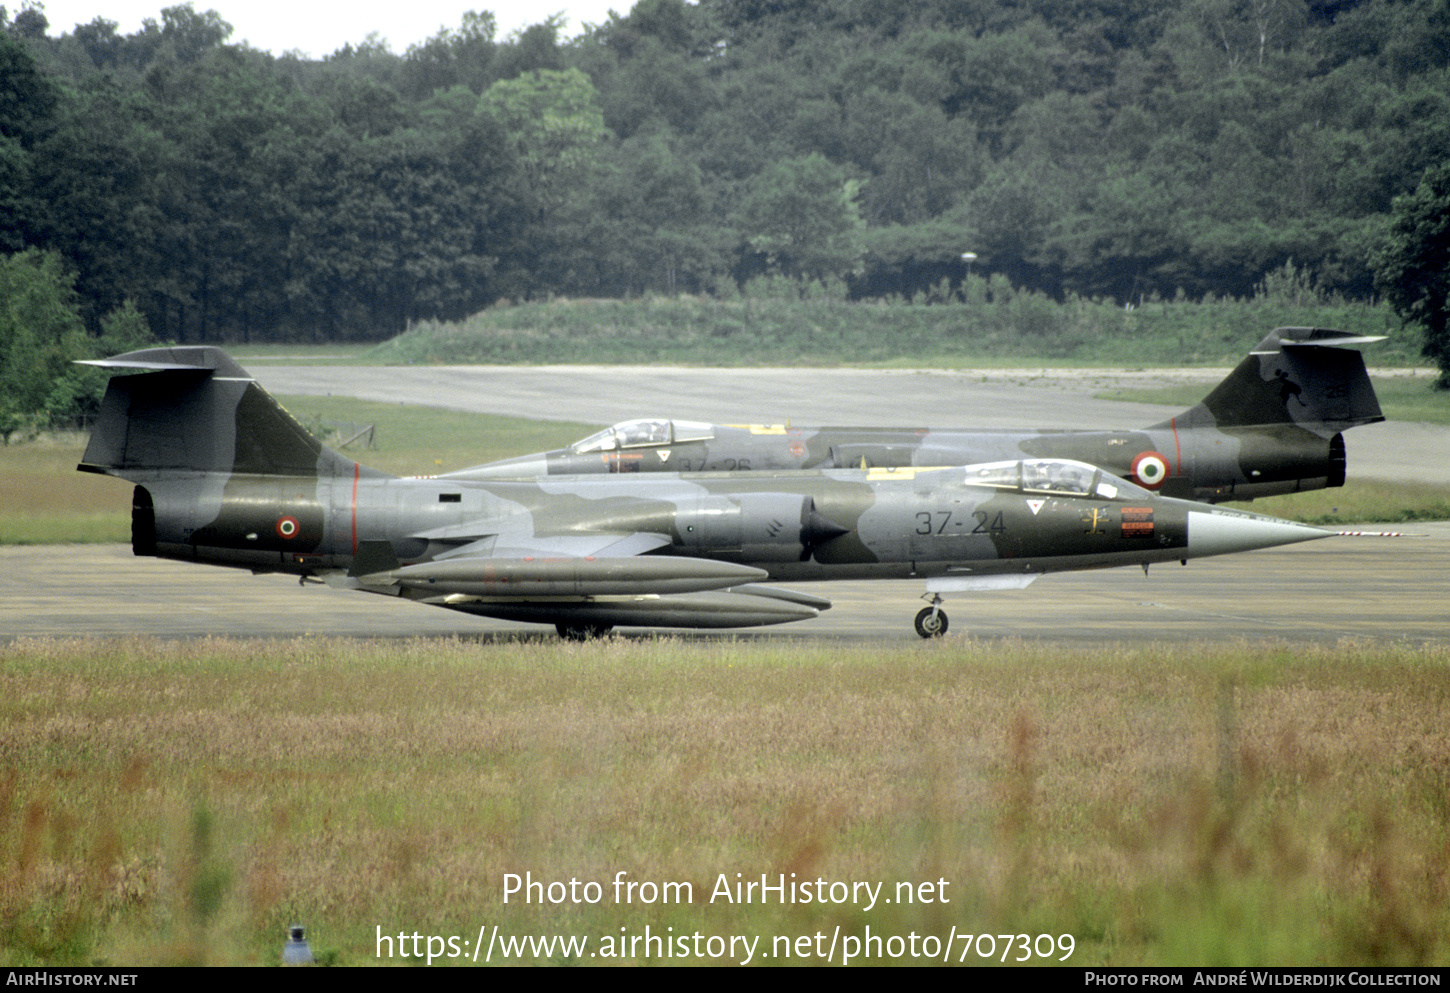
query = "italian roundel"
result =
(1130, 451, 1170, 489)
(276, 515, 301, 539)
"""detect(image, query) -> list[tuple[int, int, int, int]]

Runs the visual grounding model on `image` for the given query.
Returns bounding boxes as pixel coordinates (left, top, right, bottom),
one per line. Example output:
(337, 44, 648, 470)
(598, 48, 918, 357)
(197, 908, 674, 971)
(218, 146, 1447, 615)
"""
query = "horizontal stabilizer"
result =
(77, 345, 255, 376)
(1251, 327, 1386, 354)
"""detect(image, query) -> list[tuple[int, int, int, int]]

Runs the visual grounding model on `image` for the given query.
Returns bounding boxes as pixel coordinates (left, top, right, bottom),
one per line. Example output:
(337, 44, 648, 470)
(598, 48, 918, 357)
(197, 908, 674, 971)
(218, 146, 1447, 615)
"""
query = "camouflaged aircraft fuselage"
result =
(456, 328, 1384, 504)
(78, 346, 1336, 637)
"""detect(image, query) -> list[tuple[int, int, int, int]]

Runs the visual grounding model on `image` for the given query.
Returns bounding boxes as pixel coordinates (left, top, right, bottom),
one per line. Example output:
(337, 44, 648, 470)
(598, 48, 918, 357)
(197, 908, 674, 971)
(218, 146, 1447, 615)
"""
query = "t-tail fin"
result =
(1155, 327, 1385, 436)
(77, 346, 363, 480)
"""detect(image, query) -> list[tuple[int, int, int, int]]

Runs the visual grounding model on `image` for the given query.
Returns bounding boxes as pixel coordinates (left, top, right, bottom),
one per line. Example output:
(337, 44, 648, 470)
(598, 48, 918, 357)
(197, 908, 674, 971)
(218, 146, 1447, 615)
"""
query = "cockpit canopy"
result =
(965, 459, 1151, 500)
(571, 419, 716, 453)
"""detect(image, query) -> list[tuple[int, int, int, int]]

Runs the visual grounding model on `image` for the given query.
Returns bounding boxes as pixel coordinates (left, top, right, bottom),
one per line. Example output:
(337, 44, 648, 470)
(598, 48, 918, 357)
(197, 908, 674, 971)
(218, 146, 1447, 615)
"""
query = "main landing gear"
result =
(914, 595, 949, 638)
(556, 623, 614, 641)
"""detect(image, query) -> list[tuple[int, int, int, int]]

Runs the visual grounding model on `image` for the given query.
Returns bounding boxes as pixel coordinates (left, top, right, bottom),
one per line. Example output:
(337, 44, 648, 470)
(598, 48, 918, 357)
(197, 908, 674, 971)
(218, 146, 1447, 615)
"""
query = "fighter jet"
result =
(77, 347, 1335, 638)
(453, 327, 1383, 504)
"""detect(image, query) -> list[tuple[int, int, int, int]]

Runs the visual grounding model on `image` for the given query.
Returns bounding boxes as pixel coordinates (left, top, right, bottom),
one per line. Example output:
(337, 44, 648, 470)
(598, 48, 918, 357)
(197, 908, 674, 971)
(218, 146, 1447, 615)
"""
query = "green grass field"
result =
(2, 636, 1447, 966)
(277, 395, 594, 476)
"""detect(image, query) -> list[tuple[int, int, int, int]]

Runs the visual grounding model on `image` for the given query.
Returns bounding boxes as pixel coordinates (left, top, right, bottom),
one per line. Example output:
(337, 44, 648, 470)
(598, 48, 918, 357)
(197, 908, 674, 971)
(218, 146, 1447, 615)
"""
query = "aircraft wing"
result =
(926, 573, 1041, 593)
(413, 529, 675, 562)
(335, 524, 828, 631)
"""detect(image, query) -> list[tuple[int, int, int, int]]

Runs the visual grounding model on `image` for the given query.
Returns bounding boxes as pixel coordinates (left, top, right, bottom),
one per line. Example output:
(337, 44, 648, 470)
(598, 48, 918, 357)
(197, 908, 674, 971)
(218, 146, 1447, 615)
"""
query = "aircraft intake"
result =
(675, 493, 848, 561)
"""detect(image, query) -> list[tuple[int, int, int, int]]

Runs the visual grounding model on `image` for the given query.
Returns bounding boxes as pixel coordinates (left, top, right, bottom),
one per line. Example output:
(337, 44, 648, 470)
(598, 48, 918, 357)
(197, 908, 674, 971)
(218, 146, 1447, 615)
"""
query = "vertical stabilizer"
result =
(77, 346, 357, 480)
(1155, 327, 1384, 435)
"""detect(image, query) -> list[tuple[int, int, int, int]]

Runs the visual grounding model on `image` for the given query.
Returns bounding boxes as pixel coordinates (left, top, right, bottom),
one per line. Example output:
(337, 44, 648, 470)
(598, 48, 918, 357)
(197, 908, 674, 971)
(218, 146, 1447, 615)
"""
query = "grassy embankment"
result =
(2, 636, 1447, 966)
(363, 282, 1425, 367)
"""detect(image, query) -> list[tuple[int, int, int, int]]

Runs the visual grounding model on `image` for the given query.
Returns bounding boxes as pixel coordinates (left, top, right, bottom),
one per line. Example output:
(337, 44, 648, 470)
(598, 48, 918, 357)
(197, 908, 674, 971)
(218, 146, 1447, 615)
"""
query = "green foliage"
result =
(399, 9, 498, 95)
(585, 131, 731, 295)
(0, 26, 57, 141)
(735, 154, 866, 283)
(7, 1, 1450, 340)
(475, 67, 609, 298)
(0, 251, 153, 443)
(0, 29, 56, 252)
(0, 251, 89, 443)
(146, 4, 233, 63)
(1372, 161, 1450, 386)
(476, 67, 607, 199)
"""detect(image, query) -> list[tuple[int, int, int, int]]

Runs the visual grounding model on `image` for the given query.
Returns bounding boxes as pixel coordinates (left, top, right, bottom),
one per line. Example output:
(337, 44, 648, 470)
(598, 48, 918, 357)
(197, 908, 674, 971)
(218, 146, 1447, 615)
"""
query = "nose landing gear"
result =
(914, 595, 949, 638)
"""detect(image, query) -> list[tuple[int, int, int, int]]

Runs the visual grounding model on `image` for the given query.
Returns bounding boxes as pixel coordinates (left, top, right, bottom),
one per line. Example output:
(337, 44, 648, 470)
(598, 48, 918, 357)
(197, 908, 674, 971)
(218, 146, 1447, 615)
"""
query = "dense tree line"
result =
(1374, 161, 1450, 384)
(2, 0, 1448, 346)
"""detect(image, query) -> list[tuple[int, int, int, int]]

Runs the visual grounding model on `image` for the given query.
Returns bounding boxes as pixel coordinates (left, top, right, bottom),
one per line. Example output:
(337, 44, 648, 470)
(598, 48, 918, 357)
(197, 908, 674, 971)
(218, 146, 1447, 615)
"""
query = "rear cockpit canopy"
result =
(966, 459, 1151, 500)
(572, 419, 716, 453)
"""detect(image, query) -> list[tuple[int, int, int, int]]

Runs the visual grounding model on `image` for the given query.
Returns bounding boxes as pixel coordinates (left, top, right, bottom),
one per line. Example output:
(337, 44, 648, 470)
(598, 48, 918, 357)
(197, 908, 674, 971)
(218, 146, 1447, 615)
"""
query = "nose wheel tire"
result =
(914, 605, 949, 638)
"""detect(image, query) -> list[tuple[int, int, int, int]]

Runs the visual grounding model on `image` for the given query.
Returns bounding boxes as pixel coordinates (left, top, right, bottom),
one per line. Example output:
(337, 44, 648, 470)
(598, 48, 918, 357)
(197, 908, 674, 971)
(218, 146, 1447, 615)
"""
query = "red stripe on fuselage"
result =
(1169, 418, 1183, 476)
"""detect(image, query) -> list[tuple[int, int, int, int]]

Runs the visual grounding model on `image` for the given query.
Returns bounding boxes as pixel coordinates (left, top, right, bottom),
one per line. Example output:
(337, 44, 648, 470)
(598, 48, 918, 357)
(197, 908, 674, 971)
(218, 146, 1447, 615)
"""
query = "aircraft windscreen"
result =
(572, 427, 620, 453)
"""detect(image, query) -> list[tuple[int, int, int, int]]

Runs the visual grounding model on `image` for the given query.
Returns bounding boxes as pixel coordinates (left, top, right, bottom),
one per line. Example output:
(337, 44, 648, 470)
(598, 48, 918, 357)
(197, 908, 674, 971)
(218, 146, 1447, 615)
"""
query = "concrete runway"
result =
(13, 364, 1446, 645)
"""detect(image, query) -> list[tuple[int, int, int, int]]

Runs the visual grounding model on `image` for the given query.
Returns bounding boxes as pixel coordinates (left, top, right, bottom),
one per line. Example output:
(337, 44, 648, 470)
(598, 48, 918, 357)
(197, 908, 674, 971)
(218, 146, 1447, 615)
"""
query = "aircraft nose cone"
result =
(1187, 510, 1333, 558)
